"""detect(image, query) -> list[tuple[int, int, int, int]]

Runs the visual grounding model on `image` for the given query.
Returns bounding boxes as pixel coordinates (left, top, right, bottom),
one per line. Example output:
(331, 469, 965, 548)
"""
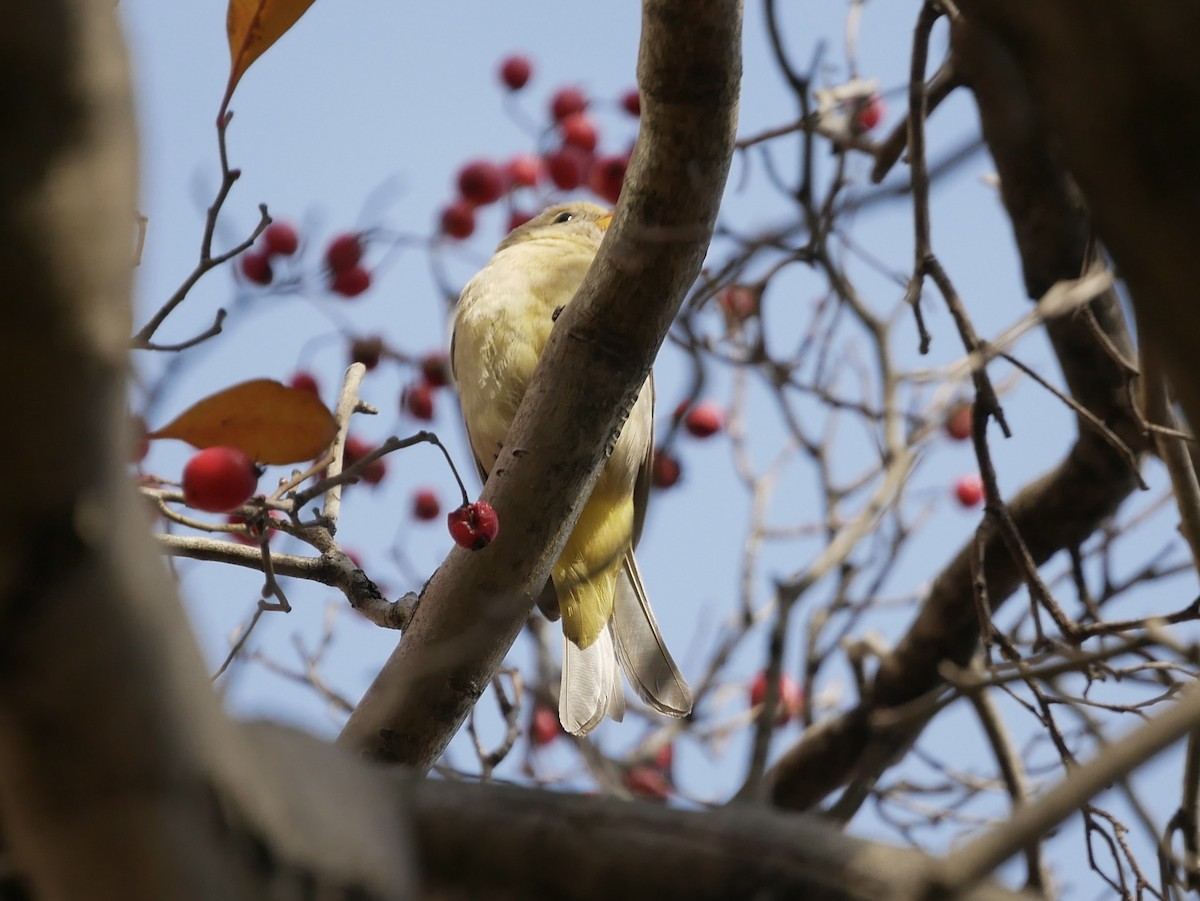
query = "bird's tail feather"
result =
(560, 623, 624, 735)
(612, 551, 692, 717)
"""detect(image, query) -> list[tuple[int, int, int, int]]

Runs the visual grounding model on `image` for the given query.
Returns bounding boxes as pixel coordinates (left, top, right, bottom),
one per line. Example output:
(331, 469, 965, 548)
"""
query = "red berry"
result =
(545, 147, 591, 191)
(457, 160, 506, 206)
(749, 671, 804, 726)
(239, 250, 273, 285)
(559, 112, 599, 152)
(288, 371, 320, 396)
(420, 351, 451, 388)
(955, 473, 985, 508)
(623, 766, 671, 801)
(447, 501, 500, 550)
(182, 447, 259, 513)
(856, 94, 885, 131)
(589, 154, 628, 204)
(507, 209, 535, 232)
(651, 450, 681, 488)
(403, 382, 435, 421)
(653, 743, 674, 771)
(325, 233, 363, 273)
(499, 55, 532, 91)
(331, 265, 371, 298)
(719, 285, 759, 323)
(506, 154, 542, 188)
(945, 403, 973, 441)
(684, 401, 724, 438)
(530, 705, 561, 747)
(344, 436, 386, 486)
(550, 86, 588, 122)
(620, 89, 641, 117)
(441, 200, 477, 240)
(343, 435, 370, 467)
(413, 488, 441, 522)
(350, 335, 384, 370)
(227, 511, 280, 546)
(262, 221, 299, 256)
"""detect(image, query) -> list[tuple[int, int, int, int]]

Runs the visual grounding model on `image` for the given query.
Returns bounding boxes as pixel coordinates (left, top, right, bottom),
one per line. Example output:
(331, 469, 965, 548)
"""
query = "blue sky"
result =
(120, 2, 1193, 893)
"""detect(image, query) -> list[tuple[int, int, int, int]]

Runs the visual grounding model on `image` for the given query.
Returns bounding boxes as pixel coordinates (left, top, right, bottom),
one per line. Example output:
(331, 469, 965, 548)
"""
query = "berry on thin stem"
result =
(448, 501, 500, 549)
(240, 251, 273, 285)
(263, 221, 299, 256)
(499, 55, 532, 91)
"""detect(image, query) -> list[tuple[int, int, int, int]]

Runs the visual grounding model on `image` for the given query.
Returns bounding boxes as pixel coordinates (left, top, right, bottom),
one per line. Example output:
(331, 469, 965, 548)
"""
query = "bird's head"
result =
(496, 201, 612, 253)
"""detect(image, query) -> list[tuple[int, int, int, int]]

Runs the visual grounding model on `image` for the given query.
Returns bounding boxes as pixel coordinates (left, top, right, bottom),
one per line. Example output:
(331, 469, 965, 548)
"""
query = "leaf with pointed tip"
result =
(224, 0, 317, 108)
(148, 379, 337, 465)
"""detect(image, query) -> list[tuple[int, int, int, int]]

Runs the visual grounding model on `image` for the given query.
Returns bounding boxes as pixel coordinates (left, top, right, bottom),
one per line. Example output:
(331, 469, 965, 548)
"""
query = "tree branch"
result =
(407, 777, 1031, 901)
(767, 9, 1148, 812)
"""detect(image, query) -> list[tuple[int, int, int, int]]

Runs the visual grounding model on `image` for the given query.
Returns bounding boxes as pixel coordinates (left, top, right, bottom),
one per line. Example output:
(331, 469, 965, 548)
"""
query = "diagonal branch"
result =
(338, 0, 743, 766)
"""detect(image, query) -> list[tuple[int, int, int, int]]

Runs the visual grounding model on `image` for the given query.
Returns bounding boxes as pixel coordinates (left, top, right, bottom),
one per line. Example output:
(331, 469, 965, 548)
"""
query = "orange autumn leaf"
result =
(148, 379, 337, 465)
(224, 0, 317, 108)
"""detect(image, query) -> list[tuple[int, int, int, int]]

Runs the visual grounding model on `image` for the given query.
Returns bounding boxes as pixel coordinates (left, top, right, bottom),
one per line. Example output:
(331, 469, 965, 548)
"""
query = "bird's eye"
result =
(553, 211, 574, 224)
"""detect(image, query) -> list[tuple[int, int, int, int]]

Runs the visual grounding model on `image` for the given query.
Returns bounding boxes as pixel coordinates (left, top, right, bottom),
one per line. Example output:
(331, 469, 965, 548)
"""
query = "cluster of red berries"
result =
(239, 221, 299, 286)
(438, 54, 640, 241)
(649, 398, 728, 490)
(239, 221, 372, 299)
(941, 402, 984, 509)
(402, 350, 450, 423)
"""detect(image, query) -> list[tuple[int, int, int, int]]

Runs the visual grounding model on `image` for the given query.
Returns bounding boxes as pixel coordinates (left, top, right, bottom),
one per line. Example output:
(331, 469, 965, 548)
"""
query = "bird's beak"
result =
(596, 211, 613, 231)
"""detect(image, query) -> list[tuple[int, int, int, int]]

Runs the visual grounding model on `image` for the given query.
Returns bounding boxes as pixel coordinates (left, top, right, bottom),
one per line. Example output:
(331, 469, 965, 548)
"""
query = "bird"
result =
(450, 201, 693, 735)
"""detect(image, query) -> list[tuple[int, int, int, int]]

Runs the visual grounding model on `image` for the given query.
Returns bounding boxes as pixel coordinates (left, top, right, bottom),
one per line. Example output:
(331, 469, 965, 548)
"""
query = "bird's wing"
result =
(452, 320, 561, 623)
(560, 623, 624, 735)
(631, 374, 654, 549)
(612, 550, 692, 716)
(449, 326, 490, 484)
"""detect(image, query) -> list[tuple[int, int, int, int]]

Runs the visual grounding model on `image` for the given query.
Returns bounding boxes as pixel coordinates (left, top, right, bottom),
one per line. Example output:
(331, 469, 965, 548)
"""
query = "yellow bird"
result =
(451, 202, 692, 735)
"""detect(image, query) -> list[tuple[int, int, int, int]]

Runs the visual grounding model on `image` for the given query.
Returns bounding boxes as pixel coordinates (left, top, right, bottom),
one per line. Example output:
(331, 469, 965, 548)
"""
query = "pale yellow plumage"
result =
(450, 202, 692, 735)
